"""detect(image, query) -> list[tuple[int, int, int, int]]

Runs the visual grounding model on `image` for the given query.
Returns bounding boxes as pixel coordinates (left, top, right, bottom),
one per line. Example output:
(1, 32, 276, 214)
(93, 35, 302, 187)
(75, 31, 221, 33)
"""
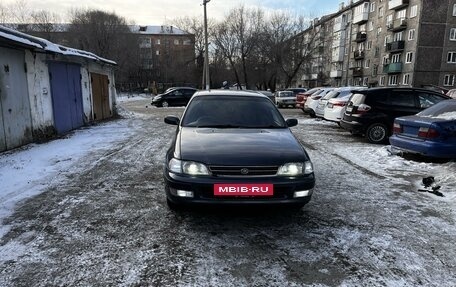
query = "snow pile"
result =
(0, 119, 134, 226)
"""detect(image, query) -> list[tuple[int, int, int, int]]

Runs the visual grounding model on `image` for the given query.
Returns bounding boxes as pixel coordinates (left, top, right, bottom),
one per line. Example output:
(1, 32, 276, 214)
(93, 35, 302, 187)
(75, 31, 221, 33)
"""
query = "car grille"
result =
(209, 165, 279, 177)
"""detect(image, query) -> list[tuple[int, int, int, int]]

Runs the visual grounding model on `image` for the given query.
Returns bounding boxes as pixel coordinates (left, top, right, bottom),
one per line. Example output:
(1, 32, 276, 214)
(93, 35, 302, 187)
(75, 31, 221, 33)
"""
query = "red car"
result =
(296, 87, 322, 111)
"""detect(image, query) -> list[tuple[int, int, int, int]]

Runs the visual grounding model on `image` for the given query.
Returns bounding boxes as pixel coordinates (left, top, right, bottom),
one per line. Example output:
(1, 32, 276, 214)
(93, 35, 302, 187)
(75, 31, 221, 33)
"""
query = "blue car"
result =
(389, 99, 456, 159)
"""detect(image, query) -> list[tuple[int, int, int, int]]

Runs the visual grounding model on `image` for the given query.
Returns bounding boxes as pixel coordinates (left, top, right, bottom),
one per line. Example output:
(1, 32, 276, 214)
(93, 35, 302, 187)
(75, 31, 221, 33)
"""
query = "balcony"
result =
(354, 32, 367, 43)
(386, 40, 405, 52)
(354, 50, 365, 60)
(387, 18, 407, 32)
(383, 62, 403, 74)
(353, 11, 369, 24)
(332, 47, 344, 62)
(352, 67, 363, 77)
(330, 70, 343, 78)
(389, 0, 409, 10)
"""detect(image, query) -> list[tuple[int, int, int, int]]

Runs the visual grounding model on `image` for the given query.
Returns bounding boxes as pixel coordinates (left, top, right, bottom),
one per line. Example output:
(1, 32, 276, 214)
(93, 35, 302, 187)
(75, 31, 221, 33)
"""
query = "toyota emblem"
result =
(240, 168, 249, 175)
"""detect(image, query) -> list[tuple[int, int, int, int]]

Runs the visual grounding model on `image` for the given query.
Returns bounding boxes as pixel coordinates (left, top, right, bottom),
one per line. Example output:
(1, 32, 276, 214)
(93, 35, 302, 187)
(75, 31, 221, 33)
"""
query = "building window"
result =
(448, 52, 456, 63)
(410, 5, 418, 18)
(388, 75, 398, 85)
(156, 39, 161, 45)
(373, 64, 378, 76)
(384, 35, 390, 46)
(386, 14, 393, 26)
(453, 4, 456, 16)
(396, 9, 406, 19)
(392, 54, 401, 63)
(363, 77, 369, 86)
(450, 28, 456, 41)
(375, 47, 380, 57)
(370, 2, 376, 12)
(405, 52, 413, 63)
(378, 7, 384, 18)
(365, 59, 370, 68)
(444, 75, 455, 86)
(408, 29, 415, 41)
(403, 74, 410, 85)
(394, 31, 403, 41)
(174, 39, 180, 45)
(367, 41, 372, 50)
(183, 39, 191, 45)
(156, 50, 160, 55)
(368, 21, 374, 31)
(380, 76, 386, 86)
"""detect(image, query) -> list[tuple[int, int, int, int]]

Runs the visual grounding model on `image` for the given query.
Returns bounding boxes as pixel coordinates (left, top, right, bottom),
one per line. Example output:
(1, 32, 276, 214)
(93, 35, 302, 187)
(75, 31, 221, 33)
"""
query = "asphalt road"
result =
(0, 98, 455, 286)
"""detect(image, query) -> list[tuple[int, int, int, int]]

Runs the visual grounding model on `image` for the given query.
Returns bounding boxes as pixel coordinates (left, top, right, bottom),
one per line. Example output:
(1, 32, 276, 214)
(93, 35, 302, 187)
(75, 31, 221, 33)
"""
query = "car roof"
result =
(357, 87, 444, 94)
(193, 89, 269, 99)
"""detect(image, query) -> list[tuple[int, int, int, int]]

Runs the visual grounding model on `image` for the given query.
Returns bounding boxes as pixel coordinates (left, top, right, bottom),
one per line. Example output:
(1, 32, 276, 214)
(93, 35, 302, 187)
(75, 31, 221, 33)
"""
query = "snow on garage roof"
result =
(0, 25, 116, 65)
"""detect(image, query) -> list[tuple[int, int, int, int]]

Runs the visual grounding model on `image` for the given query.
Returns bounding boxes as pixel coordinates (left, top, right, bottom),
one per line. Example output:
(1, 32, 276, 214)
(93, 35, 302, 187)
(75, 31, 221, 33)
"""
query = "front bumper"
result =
(164, 170, 315, 206)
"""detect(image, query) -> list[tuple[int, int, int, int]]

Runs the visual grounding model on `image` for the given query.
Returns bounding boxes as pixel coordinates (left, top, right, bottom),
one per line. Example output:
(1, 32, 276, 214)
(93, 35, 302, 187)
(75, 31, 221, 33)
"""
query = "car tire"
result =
(161, 101, 169, 108)
(309, 110, 316, 118)
(366, 123, 389, 144)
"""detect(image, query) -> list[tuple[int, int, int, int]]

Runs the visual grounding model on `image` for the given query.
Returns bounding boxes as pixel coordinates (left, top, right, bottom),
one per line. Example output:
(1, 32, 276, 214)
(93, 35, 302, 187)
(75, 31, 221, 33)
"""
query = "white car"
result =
(323, 87, 366, 123)
(275, 91, 296, 108)
(304, 88, 334, 117)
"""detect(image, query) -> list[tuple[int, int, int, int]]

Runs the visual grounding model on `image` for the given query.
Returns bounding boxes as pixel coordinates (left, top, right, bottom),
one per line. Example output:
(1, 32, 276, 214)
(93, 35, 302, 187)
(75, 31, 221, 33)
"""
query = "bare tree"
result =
(67, 9, 140, 84)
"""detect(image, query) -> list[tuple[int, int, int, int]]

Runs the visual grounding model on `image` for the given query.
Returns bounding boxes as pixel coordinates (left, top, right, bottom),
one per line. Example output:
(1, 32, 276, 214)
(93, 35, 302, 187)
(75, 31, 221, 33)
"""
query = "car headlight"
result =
(277, 162, 313, 176)
(153, 96, 162, 101)
(168, 158, 210, 176)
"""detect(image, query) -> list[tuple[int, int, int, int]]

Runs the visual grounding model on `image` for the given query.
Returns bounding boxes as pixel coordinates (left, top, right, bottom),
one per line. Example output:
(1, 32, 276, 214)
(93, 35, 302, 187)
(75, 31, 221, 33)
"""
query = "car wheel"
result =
(309, 110, 316, 118)
(366, 123, 389, 144)
(161, 101, 169, 108)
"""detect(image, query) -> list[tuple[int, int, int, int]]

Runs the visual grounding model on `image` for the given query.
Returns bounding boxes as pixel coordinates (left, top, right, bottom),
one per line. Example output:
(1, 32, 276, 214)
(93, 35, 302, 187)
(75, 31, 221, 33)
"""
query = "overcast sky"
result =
(4, 0, 346, 25)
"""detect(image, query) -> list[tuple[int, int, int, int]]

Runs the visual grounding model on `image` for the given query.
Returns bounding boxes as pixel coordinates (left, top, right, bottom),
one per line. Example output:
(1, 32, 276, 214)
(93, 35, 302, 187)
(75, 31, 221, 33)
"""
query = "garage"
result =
(0, 47, 33, 151)
(91, 73, 111, 120)
(48, 62, 84, 134)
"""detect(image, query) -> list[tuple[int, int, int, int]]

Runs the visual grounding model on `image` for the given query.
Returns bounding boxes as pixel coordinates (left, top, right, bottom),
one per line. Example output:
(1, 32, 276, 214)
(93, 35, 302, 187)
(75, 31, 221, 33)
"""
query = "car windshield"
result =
(322, 91, 339, 100)
(181, 95, 286, 128)
(278, 91, 294, 97)
(417, 100, 456, 117)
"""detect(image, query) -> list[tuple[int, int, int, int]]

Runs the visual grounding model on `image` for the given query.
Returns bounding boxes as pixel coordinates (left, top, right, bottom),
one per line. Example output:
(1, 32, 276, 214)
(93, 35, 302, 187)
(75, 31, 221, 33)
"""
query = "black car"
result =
(151, 87, 197, 107)
(340, 88, 450, 144)
(163, 90, 315, 210)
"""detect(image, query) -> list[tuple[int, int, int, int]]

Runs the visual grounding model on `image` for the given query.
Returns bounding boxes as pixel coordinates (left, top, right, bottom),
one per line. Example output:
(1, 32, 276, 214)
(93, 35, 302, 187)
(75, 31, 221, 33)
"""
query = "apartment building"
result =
(298, 0, 456, 90)
(133, 25, 195, 85)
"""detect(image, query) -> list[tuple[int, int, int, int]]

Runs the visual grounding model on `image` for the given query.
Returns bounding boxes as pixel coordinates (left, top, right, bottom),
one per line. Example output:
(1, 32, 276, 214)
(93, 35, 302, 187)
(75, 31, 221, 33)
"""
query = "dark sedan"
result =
(151, 87, 197, 107)
(390, 99, 456, 159)
(163, 90, 315, 210)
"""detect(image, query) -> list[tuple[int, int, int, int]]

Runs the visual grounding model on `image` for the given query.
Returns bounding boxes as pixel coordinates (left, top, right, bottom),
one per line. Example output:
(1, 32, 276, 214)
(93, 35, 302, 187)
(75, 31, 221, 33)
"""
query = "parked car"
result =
(275, 90, 296, 108)
(304, 88, 334, 117)
(256, 90, 275, 102)
(163, 90, 315, 210)
(151, 87, 197, 107)
(340, 88, 450, 144)
(389, 99, 456, 159)
(286, 87, 308, 96)
(323, 87, 367, 123)
(296, 87, 322, 111)
(446, 89, 456, 99)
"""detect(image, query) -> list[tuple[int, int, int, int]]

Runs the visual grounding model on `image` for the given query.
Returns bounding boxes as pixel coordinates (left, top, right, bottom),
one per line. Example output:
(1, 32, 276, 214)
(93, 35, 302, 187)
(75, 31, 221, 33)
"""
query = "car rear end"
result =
(340, 91, 374, 135)
(304, 88, 333, 117)
(390, 117, 456, 158)
(324, 88, 366, 123)
(296, 88, 320, 110)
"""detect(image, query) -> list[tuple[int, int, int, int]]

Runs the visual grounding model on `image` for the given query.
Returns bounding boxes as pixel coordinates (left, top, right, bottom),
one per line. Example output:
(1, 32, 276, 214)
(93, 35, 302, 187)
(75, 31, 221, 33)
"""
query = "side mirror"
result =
(286, 118, 298, 127)
(164, 116, 180, 125)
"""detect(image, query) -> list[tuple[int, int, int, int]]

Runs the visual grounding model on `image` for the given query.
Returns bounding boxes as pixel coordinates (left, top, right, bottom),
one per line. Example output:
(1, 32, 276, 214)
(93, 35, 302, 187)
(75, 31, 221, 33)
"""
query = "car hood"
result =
(175, 127, 308, 166)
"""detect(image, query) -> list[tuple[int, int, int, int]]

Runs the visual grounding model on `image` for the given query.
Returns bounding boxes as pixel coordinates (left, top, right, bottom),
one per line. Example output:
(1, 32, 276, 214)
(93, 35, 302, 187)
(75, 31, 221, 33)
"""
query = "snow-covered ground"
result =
(0, 99, 455, 286)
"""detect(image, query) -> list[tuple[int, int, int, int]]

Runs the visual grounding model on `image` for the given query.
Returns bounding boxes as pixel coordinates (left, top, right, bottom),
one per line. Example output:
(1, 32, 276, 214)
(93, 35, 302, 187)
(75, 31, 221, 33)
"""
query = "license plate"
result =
(214, 184, 273, 196)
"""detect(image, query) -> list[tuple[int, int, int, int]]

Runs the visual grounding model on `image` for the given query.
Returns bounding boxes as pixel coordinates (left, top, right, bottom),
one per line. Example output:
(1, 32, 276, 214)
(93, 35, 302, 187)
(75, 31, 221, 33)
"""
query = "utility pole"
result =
(203, 0, 210, 90)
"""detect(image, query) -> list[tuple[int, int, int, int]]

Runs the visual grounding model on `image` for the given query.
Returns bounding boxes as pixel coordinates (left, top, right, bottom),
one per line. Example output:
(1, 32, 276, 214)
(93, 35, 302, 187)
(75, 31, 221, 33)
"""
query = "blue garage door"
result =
(48, 62, 84, 134)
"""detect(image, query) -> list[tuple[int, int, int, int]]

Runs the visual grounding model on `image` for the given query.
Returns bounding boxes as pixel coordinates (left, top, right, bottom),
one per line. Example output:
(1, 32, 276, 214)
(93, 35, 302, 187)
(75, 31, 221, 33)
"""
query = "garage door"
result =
(91, 73, 111, 120)
(48, 62, 84, 134)
(0, 47, 33, 152)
